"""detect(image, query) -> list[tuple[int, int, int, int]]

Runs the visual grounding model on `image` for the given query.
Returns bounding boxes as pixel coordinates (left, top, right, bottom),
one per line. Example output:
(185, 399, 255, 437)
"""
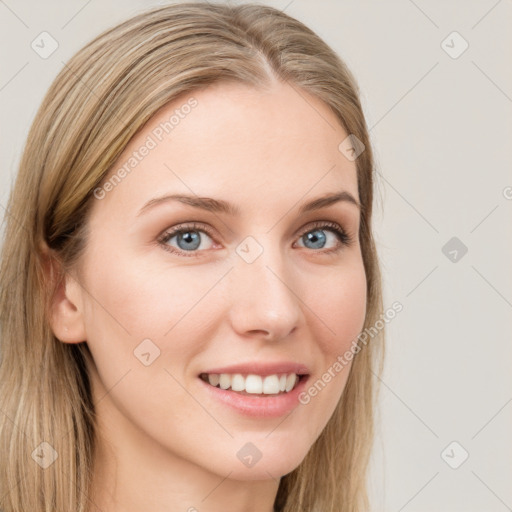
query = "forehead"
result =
(91, 80, 359, 220)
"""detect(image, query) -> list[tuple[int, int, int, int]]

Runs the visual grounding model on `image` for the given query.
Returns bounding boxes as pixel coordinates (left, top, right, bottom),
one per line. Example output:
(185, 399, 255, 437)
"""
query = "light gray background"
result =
(1, 1, 511, 511)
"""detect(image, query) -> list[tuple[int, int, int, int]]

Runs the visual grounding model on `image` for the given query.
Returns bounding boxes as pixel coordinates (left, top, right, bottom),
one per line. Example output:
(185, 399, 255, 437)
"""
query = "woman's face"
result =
(67, 80, 367, 481)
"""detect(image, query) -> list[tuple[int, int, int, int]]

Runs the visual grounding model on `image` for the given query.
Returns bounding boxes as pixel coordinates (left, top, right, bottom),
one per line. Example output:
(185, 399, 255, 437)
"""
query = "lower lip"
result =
(198, 375, 310, 418)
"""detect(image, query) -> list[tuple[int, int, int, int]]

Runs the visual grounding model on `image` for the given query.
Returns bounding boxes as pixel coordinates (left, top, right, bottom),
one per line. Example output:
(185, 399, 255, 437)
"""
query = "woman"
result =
(0, 3, 385, 511)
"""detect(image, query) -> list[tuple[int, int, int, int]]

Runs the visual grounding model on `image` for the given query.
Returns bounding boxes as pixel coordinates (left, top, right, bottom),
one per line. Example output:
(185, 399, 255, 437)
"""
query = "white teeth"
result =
(203, 372, 301, 395)
(231, 373, 245, 392)
(219, 374, 231, 390)
(208, 374, 220, 387)
(285, 373, 296, 392)
(245, 375, 263, 394)
(263, 375, 280, 394)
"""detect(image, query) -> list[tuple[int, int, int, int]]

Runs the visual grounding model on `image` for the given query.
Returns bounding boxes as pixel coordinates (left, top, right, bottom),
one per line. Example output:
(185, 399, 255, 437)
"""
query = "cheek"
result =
(82, 250, 224, 347)
(80, 255, 221, 438)
(310, 258, 367, 356)
(297, 259, 366, 431)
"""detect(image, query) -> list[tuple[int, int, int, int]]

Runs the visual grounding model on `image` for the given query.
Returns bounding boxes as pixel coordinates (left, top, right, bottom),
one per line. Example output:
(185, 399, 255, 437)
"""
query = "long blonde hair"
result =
(0, 3, 385, 511)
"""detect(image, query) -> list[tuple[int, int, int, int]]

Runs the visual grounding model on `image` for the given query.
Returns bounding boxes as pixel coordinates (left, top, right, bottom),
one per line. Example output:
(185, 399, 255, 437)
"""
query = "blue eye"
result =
(299, 228, 335, 250)
(159, 222, 215, 256)
(158, 220, 353, 257)
(296, 221, 353, 253)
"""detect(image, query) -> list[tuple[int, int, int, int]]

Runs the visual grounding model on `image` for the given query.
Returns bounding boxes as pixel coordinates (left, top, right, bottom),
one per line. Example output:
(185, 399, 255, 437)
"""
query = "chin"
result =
(207, 438, 311, 482)
(225, 459, 303, 482)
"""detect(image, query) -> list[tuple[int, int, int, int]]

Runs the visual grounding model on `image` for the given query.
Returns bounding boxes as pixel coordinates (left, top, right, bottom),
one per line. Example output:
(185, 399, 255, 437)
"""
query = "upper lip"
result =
(200, 361, 310, 377)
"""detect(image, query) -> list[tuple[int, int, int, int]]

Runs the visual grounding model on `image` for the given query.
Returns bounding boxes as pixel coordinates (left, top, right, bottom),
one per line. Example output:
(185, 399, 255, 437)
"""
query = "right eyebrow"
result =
(137, 194, 240, 217)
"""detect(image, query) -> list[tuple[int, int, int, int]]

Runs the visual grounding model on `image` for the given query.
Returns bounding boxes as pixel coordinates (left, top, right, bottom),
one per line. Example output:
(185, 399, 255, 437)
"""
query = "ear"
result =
(40, 243, 87, 344)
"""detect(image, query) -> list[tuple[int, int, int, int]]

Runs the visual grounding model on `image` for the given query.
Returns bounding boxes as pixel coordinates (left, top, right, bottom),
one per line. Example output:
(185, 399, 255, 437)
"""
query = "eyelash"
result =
(157, 220, 355, 258)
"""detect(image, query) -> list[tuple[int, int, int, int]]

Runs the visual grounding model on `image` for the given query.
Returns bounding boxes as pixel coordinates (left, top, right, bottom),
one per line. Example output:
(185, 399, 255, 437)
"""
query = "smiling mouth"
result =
(199, 372, 307, 396)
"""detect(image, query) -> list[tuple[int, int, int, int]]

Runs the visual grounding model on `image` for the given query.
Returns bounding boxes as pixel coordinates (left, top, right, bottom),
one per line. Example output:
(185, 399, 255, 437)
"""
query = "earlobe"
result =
(41, 244, 87, 344)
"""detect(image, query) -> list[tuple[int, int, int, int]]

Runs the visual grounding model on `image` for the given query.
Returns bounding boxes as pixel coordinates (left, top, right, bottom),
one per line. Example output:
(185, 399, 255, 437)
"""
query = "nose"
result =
(226, 242, 302, 342)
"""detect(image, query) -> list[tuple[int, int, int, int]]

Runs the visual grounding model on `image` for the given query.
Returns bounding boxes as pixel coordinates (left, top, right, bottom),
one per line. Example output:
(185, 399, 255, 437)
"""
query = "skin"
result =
(49, 79, 367, 512)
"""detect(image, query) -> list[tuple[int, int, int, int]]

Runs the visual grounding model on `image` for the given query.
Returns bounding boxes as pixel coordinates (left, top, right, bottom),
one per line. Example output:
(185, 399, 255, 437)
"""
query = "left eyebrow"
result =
(136, 191, 361, 218)
(297, 191, 361, 215)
